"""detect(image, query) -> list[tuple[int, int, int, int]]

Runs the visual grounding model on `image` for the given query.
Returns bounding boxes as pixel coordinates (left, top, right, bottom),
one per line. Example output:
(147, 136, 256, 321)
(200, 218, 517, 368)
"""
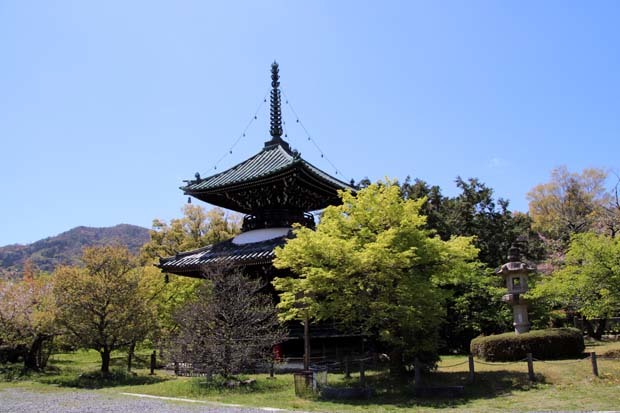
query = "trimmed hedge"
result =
(470, 328, 585, 361)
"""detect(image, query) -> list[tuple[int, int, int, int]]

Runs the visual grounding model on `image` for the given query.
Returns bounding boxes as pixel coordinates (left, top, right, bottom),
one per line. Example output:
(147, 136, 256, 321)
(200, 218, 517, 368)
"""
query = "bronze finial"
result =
(269, 61, 283, 139)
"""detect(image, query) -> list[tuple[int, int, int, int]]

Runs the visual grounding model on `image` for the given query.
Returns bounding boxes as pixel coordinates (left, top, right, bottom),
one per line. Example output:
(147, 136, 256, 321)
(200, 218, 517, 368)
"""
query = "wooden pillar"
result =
(344, 354, 351, 378)
(591, 352, 599, 377)
(150, 350, 156, 375)
(359, 358, 366, 387)
(303, 309, 310, 371)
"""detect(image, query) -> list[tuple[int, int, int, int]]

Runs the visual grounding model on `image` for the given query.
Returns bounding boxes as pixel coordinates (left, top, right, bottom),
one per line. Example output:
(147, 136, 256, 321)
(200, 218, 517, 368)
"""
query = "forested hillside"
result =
(0, 224, 149, 279)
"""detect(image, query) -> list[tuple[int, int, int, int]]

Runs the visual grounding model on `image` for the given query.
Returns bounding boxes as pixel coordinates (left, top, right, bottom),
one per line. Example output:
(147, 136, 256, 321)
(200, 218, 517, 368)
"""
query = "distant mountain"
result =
(0, 224, 150, 279)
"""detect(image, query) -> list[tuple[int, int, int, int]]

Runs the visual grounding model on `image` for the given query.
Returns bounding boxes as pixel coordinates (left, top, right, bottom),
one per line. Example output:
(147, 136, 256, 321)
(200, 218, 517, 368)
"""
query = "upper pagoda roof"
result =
(181, 62, 354, 214)
(185, 143, 350, 191)
(182, 142, 353, 213)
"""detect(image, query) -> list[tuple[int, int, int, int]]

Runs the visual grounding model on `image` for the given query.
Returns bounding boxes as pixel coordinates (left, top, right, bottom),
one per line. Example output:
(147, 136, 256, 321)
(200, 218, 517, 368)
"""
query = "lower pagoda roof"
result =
(158, 229, 291, 277)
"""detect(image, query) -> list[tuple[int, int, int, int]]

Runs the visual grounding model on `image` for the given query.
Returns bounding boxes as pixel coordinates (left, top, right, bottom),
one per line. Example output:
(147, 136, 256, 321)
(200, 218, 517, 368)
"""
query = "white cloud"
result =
(489, 157, 508, 168)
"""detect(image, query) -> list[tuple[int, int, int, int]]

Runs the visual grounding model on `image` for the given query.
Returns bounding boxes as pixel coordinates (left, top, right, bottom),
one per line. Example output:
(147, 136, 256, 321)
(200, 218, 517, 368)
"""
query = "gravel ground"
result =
(0, 388, 294, 413)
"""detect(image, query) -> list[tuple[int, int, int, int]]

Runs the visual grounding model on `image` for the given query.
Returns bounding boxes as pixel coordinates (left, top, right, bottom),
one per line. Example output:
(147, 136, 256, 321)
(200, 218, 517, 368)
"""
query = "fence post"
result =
(269, 360, 275, 379)
(359, 358, 366, 387)
(526, 353, 535, 381)
(467, 354, 475, 384)
(591, 352, 599, 377)
(344, 355, 351, 378)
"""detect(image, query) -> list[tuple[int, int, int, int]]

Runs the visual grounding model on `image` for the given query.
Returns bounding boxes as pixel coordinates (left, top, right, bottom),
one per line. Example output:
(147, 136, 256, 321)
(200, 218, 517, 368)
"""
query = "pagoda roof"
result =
(158, 232, 290, 277)
(182, 142, 355, 214)
(181, 61, 354, 214)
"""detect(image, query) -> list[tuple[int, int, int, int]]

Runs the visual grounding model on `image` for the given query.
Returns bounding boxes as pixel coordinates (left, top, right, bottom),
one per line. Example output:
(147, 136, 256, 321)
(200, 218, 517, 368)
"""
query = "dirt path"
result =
(0, 387, 292, 413)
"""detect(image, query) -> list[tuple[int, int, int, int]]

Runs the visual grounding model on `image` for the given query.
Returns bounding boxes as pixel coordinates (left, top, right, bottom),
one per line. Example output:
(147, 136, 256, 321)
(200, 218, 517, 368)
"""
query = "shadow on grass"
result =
(318, 370, 544, 408)
(190, 375, 289, 395)
(38, 369, 170, 389)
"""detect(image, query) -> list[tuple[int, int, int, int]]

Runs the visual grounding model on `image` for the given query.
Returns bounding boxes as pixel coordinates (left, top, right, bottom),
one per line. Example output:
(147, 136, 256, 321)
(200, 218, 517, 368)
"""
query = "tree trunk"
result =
(127, 341, 136, 372)
(24, 335, 45, 371)
(101, 349, 111, 374)
(223, 344, 230, 377)
(35, 335, 52, 369)
(388, 349, 406, 377)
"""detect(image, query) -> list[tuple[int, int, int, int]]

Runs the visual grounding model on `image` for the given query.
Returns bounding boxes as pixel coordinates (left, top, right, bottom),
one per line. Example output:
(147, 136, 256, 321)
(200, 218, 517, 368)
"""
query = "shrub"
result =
(0, 344, 27, 364)
(470, 328, 585, 361)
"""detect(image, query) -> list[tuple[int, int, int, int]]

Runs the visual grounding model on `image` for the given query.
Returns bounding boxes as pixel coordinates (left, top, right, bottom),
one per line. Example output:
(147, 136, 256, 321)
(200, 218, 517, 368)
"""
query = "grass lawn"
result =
(1, 341, 620, 412)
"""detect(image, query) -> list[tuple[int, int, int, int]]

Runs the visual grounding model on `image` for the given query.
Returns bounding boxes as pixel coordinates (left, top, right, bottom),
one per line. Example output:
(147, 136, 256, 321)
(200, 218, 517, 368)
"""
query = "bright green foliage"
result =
(530, 232, 620, 321)
(54, 245, 156, 373)
(141, 205, 241, 263)
(273, 180, 480, 363)
(139, 266, 201, 345)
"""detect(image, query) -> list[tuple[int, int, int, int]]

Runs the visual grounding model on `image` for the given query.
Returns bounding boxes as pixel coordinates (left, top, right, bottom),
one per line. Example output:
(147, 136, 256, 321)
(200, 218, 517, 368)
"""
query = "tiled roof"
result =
(183, 143, 354, 193)
(158, 234, 289, 275)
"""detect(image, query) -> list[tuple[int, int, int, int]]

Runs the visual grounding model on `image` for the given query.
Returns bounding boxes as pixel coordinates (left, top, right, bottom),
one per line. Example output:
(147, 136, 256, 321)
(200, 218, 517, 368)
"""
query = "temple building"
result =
(159, 62, 357, 358)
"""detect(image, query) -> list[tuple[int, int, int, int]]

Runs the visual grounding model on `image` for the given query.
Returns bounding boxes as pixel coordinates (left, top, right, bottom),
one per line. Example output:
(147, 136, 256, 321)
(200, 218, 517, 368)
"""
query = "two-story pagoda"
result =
(159, 62, 353, 276)
(159, 62, 356, 358)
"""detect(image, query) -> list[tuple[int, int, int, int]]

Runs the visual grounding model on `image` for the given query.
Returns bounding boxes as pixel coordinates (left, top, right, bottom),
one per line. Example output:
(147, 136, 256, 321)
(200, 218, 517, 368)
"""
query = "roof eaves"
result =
(182, 145, 296, 192)
(297, 158, 356, 192)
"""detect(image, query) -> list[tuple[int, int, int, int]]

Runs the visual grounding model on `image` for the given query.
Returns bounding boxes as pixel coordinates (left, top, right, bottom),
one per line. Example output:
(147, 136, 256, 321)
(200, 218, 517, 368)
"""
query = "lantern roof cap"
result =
(496, 243, 536, 275)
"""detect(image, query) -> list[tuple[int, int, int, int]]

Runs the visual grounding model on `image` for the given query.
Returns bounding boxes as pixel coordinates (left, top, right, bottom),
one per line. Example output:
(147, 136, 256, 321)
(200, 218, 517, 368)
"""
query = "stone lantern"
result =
(496, 245, 535, 334)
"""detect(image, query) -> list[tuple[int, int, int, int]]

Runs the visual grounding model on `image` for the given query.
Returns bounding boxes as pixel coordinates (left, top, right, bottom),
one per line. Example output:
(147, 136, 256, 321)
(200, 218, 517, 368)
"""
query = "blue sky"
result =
(1, 1, 619, 246)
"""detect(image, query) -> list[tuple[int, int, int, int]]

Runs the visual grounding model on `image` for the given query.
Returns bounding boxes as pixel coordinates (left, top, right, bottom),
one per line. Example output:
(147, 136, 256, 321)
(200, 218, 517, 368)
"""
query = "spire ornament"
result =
(270, 61, 283, 139)
(265, 61, 290, 151)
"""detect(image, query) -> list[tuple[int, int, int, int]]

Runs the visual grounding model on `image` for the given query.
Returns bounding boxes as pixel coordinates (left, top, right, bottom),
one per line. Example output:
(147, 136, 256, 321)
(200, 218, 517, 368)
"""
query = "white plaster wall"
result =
(232, 227, 291, 245)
